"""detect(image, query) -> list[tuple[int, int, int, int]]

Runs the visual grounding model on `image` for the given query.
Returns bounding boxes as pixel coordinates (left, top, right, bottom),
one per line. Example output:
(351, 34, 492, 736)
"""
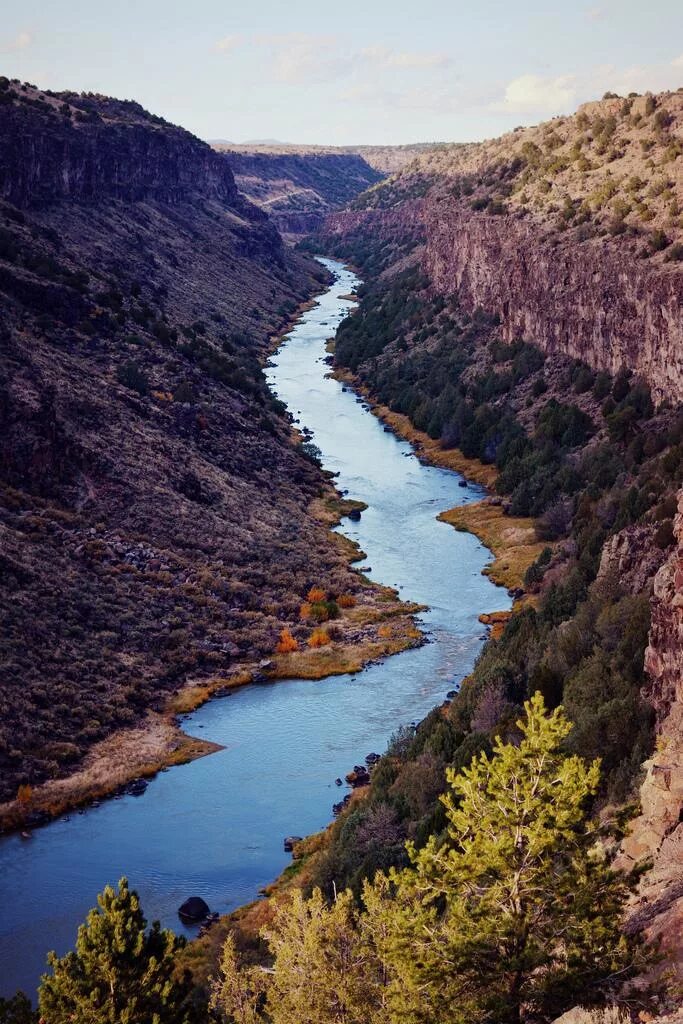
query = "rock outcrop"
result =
(621, 493, 683, 982)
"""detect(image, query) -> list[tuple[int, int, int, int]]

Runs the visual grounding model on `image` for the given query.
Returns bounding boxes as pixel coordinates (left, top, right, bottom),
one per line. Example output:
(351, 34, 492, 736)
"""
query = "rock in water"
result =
(178, 896, 210, 922)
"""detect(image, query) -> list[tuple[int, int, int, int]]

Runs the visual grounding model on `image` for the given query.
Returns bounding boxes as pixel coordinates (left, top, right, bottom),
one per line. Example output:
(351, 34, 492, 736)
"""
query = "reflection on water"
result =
(0, 258, 508, 998)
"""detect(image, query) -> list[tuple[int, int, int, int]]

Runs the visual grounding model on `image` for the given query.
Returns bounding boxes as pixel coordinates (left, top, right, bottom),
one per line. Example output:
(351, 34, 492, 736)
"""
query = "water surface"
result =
(0, 258, 508, 997)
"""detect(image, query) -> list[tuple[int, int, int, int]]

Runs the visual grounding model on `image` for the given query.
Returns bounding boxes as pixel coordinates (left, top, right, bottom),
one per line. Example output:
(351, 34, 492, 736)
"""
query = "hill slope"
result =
(0, 80, 390, 806)
(325, 89, 683, 402)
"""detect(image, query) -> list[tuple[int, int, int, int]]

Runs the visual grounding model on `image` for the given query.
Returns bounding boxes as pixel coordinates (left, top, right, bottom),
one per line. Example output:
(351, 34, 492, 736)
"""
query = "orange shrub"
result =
(16, 784, 33, 807)
(308, 629, 331, 648)
(299, 602, 312, 620)
(337, 594, 357, 608)
(307, 587, 326, 603)
(378, 624, 393, 639)
(275, 628, 299, 654)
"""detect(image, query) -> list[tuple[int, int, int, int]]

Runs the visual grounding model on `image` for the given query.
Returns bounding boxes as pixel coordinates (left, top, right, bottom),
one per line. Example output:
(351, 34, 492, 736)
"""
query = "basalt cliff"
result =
(324, 90, 683, 403)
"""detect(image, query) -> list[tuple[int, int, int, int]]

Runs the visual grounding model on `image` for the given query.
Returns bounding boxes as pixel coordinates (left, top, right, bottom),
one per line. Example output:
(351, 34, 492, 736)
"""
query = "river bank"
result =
(330, 365, 542, 601)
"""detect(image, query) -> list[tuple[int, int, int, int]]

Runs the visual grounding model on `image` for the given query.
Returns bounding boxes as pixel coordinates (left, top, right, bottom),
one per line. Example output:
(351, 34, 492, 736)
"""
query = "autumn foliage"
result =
(308, 629, 331, 648)
(307, 587, 326, 603)
(275, 629, 299, 654)
(337, 594, 357, 608)
(16, 784, 33, 807)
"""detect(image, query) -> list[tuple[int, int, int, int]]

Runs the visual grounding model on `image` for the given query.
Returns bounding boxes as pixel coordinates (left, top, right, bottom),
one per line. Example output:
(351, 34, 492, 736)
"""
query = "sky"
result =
(1, 0, 682, 145)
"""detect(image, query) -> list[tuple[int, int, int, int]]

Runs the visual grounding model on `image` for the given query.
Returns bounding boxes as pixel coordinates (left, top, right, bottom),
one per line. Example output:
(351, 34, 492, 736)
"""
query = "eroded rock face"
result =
(423, 202, 683, 405)
(596, 524, 666, 598)
(621, 492, 683, 980)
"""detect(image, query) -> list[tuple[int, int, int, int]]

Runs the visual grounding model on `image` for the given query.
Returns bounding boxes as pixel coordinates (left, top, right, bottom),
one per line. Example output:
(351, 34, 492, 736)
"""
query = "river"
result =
(0, 258, 509, 998)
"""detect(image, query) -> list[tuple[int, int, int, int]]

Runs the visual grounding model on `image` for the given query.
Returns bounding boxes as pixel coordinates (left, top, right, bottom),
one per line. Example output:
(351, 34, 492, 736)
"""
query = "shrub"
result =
(116, 360, 148, 395)
(307, 587, 326, 603)
(308, 629, 331, 648)
(275, 629, 298, 654)
(649, 229, 669, 253)
(337, 594, 357, 608)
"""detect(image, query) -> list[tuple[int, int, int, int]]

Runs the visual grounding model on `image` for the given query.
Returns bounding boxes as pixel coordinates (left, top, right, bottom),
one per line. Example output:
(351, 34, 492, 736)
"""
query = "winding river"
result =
(0, 258, 509, 998)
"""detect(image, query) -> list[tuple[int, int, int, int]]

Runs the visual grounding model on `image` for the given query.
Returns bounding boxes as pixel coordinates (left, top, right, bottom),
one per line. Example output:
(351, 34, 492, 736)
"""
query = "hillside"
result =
(308, 86, 683, 987)
(218, 149, 383, 237)
(327, 89, 683, 402)
(214, 143, 440, 238)
(0, 79, 402, 808)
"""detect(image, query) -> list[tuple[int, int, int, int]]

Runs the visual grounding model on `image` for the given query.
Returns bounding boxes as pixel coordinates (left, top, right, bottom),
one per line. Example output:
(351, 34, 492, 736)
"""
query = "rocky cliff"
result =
(424, 203, 683, 404)
(621, 494, 683, 983)
(0, 85, 250, 208)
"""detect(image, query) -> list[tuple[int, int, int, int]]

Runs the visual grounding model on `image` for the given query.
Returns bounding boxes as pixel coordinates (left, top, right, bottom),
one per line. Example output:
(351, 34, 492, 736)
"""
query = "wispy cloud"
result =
(214, 34, 243, 54)
(0, 30, 33, 54)
(242, 33, 453, 85)
(360, 45, 451, 71)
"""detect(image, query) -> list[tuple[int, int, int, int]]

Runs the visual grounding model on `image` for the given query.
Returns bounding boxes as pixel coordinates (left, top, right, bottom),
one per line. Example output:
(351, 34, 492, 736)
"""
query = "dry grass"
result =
(0, 711, 222, 832)
(438, 499, 546, 592)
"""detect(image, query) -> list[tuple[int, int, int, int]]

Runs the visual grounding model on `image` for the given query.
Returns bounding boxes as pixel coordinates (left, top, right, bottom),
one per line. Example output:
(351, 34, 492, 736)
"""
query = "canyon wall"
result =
(324, 201, 683, 403)
(622, 494, 683, 980)
(424, 202, 683, 405)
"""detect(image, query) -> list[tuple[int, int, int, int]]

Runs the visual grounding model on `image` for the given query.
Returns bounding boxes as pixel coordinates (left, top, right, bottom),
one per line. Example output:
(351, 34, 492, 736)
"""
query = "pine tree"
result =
(0, 992, 37, 1024)
(212, 888, 391, 1024)
(371, 693, 652, 1024)
(39, 877, 203, 1024)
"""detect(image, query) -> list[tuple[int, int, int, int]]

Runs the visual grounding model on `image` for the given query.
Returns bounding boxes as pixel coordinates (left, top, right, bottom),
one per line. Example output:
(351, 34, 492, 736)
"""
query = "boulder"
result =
(178, 896, 210, 922)
(284, 836, 303, 852)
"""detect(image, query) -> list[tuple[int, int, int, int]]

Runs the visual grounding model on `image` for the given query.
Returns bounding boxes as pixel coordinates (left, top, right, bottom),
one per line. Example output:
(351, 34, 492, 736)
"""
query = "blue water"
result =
(0, 258, 509, 998)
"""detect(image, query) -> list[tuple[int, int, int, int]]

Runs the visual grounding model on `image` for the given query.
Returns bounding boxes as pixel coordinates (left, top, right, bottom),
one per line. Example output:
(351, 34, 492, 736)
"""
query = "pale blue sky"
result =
(1, 0, 681, 144)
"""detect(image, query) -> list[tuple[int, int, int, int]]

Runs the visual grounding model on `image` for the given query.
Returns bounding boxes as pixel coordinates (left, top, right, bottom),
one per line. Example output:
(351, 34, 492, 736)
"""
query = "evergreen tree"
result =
(0, 992, 37, 1024)
(39, 877, 202, 1024)
(213, 696, 653, 1024)
(212, 888, 390, 1024)
(370, 694, 652, 1024)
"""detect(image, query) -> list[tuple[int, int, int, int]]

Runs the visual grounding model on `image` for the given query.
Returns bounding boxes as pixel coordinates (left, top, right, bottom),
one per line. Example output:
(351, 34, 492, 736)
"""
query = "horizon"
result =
(1, 0, 682, 146)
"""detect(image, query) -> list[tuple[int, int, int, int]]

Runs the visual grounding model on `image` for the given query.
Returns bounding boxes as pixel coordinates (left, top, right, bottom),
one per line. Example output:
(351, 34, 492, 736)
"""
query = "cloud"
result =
(360, 45, 451, 71)
(253, 32, 355, 84)
(493, 73, 577, 115)
(490, 52, 683, 121)
(214, 34, 243, 54)
(250, 34, 452, 85)
(0, 30, 33, 54)
(585, 6, 606, 21)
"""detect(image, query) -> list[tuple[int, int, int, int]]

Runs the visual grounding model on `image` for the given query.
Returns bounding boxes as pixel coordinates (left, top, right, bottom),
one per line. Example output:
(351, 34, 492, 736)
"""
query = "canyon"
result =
(0, 72, 681, 1015)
